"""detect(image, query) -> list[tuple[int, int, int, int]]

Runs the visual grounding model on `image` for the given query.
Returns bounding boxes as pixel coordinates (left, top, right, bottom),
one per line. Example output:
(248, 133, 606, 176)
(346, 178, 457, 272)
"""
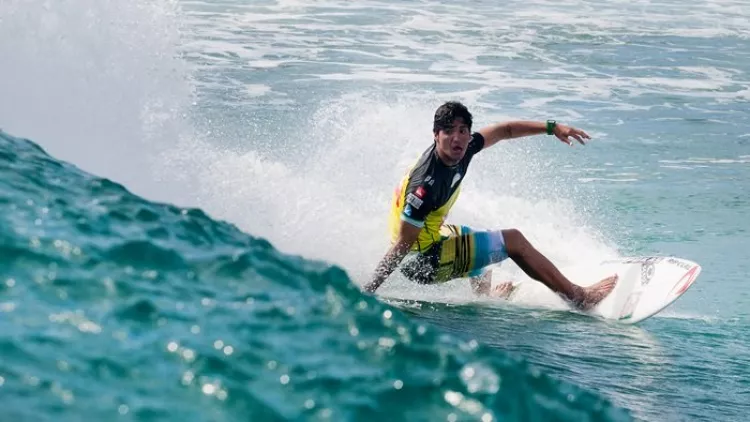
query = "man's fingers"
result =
(556, 133, 572, 145)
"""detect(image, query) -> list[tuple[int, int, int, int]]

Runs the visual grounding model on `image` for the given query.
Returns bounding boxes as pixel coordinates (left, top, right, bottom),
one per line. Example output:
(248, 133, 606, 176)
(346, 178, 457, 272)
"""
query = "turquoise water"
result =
(1, 0, 748, 421)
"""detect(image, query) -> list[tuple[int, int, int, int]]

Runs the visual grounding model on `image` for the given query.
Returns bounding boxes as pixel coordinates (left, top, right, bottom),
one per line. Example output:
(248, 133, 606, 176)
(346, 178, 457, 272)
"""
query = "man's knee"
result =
(501, 228, 528, 256)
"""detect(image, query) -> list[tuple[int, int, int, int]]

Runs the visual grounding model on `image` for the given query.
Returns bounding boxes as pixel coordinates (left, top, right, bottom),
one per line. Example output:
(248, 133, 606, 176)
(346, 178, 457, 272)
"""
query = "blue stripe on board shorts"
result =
(399, 225, 509, 284)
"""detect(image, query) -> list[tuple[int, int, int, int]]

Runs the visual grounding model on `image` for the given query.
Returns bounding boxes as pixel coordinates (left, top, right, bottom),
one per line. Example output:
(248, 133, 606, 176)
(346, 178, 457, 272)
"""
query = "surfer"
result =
(363, 101, 617, 311)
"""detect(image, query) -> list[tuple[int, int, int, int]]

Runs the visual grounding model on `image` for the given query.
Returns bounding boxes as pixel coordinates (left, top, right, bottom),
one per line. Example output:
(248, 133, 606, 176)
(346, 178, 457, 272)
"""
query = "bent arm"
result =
(363, 222, 421, 293)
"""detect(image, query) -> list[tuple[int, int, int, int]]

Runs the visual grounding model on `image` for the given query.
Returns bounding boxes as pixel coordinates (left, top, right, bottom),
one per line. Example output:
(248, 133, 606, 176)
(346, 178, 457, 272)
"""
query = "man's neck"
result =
(434, 147, 459, 167)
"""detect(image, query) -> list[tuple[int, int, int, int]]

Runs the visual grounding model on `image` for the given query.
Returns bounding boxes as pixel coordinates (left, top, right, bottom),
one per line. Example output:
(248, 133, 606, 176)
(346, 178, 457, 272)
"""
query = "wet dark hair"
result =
(433, 101, 473, 133)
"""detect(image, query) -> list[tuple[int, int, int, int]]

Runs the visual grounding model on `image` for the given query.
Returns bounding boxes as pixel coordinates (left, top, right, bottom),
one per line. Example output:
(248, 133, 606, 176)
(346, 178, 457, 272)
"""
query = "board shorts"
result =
(399, 225, 510, 284)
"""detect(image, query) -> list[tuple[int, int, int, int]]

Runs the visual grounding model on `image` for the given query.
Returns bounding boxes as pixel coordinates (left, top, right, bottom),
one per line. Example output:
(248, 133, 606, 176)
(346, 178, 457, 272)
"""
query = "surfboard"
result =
(490, 256, 702, 324)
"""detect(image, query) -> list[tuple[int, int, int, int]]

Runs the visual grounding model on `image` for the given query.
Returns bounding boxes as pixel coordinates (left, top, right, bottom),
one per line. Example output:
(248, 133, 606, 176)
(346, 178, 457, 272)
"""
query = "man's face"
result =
(434, 117, 472, 165)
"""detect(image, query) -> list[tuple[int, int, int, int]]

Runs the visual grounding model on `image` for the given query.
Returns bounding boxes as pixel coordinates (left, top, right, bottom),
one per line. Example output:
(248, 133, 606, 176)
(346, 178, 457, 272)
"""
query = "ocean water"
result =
(1, 0, 748, 421)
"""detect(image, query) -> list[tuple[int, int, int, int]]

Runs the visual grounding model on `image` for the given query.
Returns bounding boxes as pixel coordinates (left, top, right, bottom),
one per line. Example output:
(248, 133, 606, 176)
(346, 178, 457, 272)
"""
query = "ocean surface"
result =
(1, 0, 748, 421)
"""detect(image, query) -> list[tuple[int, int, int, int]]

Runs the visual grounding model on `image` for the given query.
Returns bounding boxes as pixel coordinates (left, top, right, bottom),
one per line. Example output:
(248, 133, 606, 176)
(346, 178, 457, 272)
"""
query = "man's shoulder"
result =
(405, 145, 437, 180)
(467, 132, 486, 156)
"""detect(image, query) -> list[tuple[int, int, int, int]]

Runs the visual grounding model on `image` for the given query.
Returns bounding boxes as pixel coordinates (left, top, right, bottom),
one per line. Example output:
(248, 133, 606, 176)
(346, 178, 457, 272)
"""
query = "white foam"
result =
(0, 0, 192, 202)
(578, 178, 639, 183)
(659, 157, 750, 165)
(156, 92, 620, 305)
(246, 85, 272, 97)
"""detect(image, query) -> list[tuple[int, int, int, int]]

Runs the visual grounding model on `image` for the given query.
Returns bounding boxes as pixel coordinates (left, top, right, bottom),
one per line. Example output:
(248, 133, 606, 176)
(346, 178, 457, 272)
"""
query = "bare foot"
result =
(579, 274, 618, 310)
(490, 281, 517, 299)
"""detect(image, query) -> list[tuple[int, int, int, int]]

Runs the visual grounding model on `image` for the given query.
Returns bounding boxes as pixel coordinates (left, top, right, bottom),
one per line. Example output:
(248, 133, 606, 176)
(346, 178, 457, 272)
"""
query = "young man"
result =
(363, 101, 617, 311)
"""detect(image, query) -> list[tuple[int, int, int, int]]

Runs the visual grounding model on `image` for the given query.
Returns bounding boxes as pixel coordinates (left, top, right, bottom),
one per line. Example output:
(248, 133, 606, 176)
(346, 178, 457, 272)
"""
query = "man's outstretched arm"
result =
(478, 120, 591, 150)
(363, 222, 421, 293)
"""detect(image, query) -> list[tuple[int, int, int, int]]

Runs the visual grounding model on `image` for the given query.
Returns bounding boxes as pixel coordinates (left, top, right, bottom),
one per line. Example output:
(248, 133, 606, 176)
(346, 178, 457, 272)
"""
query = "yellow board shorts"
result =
(399, 225, 510, 284)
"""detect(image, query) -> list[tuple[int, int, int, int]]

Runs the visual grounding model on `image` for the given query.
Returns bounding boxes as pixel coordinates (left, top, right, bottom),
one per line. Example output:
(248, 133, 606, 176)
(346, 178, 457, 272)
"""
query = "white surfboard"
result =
(492, 256, 702, 324)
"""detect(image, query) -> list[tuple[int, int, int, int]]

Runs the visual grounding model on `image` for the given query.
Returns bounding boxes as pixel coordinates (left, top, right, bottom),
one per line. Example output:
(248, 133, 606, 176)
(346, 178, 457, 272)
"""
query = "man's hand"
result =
(554, 124, 591, 146)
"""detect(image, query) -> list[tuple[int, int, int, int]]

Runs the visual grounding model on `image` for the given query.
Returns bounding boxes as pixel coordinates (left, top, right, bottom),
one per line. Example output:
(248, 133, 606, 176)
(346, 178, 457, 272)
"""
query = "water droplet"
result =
(378, 337, 396, 349)
(417, 325, 427, 335)
(5, 279, 15, 288)
(61, 390, 74, 404)
(167, 342, 179, 353)
(191, 325, 200, 334)
(223, 346, 234, 356)
(102, 277, 115, 293)
(118, 405, 129, 415)
(0, 376, 5, 387)
(393, 380, 403, 390)
(78, 321, 101, 334)
(444, 390, 462, 406)
(280, 374, 290, 385)
(447, 413, 457, 422)
(304, 399, 315, 409)
(214, 340, 224, 350)
(267, 360, 277, 370)
(216, 389, 228, 401)
(348, 326, 359, 337)
(481, 413, 494, 422)
(181, 371, 195, 386)
(202, 384, 216, 395)
(182, 349, 196, 363)
(383, 310, 392, 319)
(460, 363, 500, 394)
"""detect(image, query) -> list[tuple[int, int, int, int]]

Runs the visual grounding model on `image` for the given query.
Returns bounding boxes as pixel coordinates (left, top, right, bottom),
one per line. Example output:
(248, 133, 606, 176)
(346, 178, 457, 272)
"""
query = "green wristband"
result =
(546, 120, 556, 135)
